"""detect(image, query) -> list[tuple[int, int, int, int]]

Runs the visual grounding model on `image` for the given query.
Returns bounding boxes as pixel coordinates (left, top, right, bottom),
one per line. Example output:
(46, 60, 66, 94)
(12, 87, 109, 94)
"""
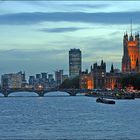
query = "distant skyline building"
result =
(55, 70, 63, 87)
(36, 74, 41, 79)
(69, 48, 82, 78)
(122, 24, 140, 73)
(41, 73, 47, 79)
(55, 70, 68, 86)
(28, 72, 56, 89)
(29, 76, 35, 86)
(1, 71, 26, 89)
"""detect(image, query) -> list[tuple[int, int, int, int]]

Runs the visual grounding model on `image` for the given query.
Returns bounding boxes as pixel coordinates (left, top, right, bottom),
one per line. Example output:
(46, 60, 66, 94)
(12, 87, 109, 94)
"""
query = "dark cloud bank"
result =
(39, 27, 86, 33)
(0, 11, 140, 25)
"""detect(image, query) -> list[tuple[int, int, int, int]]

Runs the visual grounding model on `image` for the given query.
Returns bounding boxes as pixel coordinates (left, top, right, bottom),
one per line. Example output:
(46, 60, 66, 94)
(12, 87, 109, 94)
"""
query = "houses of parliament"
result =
(122, 25, 140, 73)
(80, 23, 140, 90)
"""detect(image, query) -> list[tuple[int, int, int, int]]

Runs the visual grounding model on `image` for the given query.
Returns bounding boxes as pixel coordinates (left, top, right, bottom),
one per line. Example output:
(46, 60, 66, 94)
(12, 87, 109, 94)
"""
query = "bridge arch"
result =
(6, 91, 39, 97)
(44, 91, 71, 96)
(0, 89, 89, 97)
(0, 93, 4, 97)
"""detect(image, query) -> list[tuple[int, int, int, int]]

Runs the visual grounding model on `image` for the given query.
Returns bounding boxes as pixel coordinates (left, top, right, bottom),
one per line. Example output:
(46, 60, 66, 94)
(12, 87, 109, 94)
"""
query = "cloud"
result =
(0, 34, 123, 75)
(0, 49, 69, 75)
(66, 4, 110, 9)
(0, 49, 67, 59)
(39, 27, 86, 33)
(0, 11, 140, 25)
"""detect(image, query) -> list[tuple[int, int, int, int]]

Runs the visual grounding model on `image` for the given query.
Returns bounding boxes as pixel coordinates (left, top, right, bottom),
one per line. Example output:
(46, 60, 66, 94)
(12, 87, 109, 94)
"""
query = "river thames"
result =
(0, 92, 140, 139)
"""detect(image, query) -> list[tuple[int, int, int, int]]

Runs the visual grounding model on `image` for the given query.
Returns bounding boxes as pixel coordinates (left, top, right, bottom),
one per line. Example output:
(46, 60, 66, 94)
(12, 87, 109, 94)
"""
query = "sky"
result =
(0, 1, 140, 76)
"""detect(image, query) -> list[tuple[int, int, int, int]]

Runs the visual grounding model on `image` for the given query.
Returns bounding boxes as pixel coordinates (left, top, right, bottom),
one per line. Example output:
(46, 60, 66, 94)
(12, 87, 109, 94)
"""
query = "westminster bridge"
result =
(0, 88, 91, 97)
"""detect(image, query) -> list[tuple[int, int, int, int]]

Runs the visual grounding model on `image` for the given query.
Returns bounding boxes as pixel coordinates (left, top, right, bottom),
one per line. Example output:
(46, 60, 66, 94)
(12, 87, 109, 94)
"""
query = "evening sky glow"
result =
(0, 1, 140, 75)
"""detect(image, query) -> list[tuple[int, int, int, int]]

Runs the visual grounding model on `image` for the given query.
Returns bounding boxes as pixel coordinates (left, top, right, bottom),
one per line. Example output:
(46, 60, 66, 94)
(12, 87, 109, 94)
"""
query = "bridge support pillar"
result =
(4, 93, 8, 97)
(38, 91, 44, 97)
(70, 92, 76, 96)
(2, 90, 9, 97)
(39, 94, 44, 97)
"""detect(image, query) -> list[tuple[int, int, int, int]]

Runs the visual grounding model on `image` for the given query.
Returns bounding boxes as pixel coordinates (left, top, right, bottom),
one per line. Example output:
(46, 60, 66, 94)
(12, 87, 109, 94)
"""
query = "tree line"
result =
(59, 76, 79, 89)
(121, 74, 140, 90)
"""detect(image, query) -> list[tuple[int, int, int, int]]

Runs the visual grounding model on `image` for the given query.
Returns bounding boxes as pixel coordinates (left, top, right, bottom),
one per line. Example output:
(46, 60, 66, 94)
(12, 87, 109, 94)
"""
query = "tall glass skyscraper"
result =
(69, 48, 82, 78)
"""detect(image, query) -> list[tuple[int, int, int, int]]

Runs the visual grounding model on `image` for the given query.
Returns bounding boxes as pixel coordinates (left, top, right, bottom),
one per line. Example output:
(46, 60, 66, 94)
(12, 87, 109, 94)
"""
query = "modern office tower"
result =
(55, 70, 63, 87)
(122, 25, 140, 73)
(69, 48, 82, 78)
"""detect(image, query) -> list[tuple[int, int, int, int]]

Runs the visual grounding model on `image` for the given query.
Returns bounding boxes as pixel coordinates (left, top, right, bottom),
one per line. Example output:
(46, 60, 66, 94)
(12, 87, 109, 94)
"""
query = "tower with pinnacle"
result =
(122, 22, 140, 73)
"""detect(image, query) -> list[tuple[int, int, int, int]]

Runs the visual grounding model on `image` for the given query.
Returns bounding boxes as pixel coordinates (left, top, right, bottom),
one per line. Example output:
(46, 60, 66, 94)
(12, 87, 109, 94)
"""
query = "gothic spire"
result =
(110, 64, 114, 73)
(131, 19, 132, 35)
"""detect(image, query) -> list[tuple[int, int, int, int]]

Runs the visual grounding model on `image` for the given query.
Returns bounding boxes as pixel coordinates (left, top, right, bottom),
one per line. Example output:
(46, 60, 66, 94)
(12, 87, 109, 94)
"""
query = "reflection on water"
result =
(0, 92, 140, 139)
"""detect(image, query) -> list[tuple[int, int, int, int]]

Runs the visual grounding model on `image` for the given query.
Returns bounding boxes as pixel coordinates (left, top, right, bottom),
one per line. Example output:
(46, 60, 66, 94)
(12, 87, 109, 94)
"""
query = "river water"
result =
(0, 92, 140, 139)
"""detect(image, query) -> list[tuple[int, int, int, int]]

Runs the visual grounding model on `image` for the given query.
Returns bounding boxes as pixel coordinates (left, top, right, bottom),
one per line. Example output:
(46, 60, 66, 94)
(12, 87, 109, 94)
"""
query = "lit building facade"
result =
(1, 71, 26, 89)
(80, 60, 106, 90)
(122, 32, 140, 73)
(106, 65, 122, 90)
(80, 62, 122, 90)
(91, 60, 106, 89)
(105, 73, 121, 90)
(69, 48, 81, 78)
(80, 70, 94, 89)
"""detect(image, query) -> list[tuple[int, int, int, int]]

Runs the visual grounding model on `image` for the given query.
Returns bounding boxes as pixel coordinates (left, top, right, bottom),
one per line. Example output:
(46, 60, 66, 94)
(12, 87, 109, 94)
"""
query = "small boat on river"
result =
(96, 97, 115, 104)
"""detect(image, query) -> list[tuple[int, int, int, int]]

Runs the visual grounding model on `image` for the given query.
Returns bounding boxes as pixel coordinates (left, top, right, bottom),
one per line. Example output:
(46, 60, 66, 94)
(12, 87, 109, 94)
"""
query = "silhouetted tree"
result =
(121, 74, 140, 90)
(59, 76, 79, 89)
